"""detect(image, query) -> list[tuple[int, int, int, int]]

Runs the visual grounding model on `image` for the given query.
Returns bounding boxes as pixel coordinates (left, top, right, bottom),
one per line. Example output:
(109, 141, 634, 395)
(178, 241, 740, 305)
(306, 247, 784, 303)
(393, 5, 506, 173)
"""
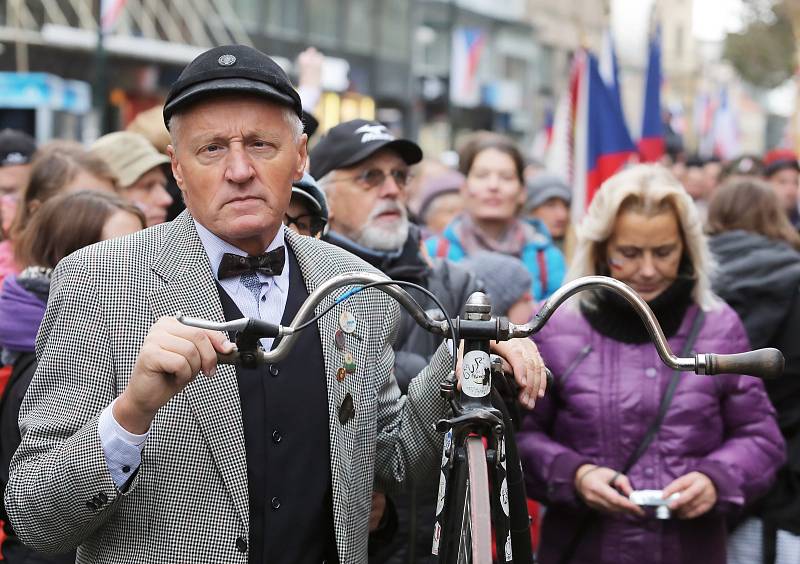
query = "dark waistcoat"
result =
(216, 247, 336, 564)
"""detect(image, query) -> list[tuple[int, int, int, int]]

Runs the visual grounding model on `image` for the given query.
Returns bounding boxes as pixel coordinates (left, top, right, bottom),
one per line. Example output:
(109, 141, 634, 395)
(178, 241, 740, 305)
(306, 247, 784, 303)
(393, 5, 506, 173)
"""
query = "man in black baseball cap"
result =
(310, 120, 482, 562)
(309, 119, 421, 180)
(8, 43, 547, 564)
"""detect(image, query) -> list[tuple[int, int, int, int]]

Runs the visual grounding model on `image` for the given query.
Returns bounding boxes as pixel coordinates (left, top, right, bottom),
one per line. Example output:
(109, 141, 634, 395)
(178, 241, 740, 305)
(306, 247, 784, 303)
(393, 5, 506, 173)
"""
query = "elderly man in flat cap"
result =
(5, 45, 545, 563)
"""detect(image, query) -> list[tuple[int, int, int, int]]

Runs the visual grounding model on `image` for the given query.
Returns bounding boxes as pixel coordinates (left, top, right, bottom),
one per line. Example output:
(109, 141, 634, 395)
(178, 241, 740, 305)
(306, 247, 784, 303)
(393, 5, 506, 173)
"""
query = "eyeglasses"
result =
(334, 168, 412, 190)
(284, 213, 327, 237)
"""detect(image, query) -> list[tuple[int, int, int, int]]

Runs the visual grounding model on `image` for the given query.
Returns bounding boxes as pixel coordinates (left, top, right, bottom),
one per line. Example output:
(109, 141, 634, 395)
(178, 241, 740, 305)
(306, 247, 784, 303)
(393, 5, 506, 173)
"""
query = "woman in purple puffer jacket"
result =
(518, 164, 785, 564)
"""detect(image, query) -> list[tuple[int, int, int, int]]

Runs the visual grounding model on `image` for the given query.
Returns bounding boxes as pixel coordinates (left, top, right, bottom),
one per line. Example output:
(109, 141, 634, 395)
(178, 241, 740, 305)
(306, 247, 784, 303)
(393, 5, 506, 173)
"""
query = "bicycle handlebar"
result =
(176, 272, 784, 380)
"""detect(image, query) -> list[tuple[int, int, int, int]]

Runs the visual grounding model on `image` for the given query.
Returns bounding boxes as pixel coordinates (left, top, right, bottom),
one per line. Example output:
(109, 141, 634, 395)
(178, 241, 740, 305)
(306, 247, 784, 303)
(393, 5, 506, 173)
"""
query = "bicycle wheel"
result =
(456, 436, 493, 564)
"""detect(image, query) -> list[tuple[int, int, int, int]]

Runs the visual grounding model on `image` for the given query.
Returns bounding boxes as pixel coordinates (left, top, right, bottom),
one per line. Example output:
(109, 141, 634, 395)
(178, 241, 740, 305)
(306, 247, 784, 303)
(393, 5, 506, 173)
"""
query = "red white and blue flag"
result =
(639, 26, 664, 162)
(599, 28, 632, 147)
(101, 0, 127, 33)
(450, 27, 487, 108)
(571, 50, 638, 220)
(712, 87, 740, 159)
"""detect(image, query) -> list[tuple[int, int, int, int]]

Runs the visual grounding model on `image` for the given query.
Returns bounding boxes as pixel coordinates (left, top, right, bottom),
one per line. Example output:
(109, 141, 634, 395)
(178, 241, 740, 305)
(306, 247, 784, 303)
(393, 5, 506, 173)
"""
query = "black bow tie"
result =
(217, 247, 286, 279)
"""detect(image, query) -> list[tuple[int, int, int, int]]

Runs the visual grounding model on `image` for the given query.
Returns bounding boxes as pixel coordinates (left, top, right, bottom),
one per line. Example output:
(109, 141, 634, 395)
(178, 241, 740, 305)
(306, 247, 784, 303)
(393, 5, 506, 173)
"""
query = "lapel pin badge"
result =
(334, 329, 346, 351)
(339, 310, 356, 334)
(336, 367, 347, 382)
(343, 352, 357, 374)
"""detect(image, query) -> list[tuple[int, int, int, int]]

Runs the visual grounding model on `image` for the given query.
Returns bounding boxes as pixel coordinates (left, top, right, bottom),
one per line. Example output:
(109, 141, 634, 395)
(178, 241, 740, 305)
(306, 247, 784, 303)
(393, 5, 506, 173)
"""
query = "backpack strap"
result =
(435, 237, 450, 259)
(536, 249, 549, 296)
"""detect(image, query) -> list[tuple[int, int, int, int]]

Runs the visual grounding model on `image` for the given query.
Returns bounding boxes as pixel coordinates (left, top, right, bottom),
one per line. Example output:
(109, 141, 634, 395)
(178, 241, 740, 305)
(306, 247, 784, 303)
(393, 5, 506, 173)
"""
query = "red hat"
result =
(763, 148, 800, 177)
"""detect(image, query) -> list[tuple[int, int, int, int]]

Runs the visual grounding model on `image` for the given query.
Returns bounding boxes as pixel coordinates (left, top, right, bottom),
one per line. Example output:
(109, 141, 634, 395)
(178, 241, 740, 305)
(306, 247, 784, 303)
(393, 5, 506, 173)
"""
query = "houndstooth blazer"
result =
(5, 211, 451, 563)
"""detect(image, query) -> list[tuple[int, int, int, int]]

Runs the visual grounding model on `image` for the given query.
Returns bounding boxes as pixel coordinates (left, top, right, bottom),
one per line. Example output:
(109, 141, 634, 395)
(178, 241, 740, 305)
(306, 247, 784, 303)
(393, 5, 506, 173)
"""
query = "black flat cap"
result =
(163, 44, 303, 126)
(309, 119, 422, 180)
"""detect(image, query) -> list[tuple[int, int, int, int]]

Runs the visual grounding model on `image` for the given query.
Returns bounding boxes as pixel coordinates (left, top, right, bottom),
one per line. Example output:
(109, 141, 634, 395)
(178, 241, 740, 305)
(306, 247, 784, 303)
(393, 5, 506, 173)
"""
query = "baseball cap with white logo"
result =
(309, 119, 422, 180)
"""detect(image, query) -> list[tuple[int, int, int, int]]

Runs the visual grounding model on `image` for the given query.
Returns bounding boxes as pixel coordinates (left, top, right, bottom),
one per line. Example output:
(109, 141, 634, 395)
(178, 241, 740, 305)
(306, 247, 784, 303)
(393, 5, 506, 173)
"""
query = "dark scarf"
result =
(580, 276, 695, 344)
(324, 225, 430, 283)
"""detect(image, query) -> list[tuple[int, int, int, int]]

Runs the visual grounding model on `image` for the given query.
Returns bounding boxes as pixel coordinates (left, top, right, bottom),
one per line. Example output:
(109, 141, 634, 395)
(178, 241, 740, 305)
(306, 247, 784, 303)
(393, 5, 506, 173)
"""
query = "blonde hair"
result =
(568, 164, 720, 311)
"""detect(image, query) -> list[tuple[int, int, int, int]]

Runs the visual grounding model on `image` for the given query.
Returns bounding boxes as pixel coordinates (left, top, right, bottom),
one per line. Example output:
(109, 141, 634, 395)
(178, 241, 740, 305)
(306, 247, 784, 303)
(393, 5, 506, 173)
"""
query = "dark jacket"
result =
(710, 230, 800, 534)
(519, 297, 785, 564)
(0, 273, 75, 563)
(325, 226, 480, 564)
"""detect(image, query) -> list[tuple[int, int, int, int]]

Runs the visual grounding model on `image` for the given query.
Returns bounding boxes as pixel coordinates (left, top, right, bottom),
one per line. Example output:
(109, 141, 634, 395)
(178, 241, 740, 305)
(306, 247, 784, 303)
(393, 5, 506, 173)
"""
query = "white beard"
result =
(354, 200, 410, 251)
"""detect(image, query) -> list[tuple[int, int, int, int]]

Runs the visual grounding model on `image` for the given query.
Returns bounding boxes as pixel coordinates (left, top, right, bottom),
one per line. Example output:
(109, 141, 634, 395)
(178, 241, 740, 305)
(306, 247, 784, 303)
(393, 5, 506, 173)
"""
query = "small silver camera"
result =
(629, 490, 680, 519)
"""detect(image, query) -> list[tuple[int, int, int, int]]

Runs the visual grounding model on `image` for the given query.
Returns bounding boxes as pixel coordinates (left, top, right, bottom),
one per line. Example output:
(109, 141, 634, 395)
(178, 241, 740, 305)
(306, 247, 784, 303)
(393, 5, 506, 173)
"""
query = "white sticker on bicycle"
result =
(435, 471, 447, 515)
(462, 350, 491, 397)
(500, 477, 509, 516)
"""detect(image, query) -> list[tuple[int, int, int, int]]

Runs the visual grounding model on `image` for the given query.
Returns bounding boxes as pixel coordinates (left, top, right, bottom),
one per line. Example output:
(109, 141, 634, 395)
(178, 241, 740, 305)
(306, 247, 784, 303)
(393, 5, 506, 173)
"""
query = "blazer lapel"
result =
(286, 230, 369, 554)
(147, 212, 249, 530)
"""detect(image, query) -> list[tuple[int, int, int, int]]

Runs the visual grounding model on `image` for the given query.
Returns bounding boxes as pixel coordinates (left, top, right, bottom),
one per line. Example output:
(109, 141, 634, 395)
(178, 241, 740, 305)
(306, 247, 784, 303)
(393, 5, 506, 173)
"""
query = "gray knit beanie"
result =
(524, 173, 571, 213)
(459, 252, 532, 315)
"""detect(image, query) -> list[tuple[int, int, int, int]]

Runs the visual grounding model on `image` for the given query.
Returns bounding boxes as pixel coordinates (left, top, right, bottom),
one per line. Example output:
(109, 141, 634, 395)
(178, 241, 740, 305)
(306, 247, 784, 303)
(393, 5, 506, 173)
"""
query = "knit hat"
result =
(524, 174, 571, 213)
(459, 252, 532, 316)
(415, 170, 465, 220)
(91, 131, 170, 188)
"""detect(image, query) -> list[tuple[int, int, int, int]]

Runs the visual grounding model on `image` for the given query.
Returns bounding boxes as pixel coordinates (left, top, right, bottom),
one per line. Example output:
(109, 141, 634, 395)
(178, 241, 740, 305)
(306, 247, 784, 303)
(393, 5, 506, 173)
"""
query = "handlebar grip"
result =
(703, 348, 785, 380)
(244, 318, 281, 339)
(217, 351, 240, 365)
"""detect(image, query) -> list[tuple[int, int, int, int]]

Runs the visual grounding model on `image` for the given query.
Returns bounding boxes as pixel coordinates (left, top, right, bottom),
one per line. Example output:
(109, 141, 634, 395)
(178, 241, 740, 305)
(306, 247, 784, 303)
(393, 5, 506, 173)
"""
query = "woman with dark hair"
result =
(0, 190, 143, 564)
(0, 141, 117, 286)
(425, 132, 565, 300)
(707, 178, 800, 564)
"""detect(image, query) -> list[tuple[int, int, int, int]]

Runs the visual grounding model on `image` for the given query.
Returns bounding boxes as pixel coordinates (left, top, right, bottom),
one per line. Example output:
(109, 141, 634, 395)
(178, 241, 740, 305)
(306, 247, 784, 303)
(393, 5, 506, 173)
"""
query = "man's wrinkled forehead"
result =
(170, 93, 296, 145)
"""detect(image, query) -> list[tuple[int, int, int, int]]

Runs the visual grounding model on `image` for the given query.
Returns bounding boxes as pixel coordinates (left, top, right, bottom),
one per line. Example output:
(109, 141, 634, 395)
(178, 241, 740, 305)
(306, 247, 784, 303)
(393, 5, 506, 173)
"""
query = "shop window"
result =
(265, 0, 303, 36)
(345, 0, 374, 52)
(307, 0, 341, 45)
(379, 0, 409, 60)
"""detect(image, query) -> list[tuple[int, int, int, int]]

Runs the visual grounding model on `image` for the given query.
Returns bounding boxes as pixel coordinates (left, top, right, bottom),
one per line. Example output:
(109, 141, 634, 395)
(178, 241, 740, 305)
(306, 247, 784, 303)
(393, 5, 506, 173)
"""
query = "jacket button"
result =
(236, 536, 248, 553)
(86, 500, 97, 510)
(269, 365, 279, 377)
(645, 367, 657, 378)
(97, 492, 108, 504)
(271, 496, 281, 510)
(272, 430, 282, 444)
(644, 467, 655, 477)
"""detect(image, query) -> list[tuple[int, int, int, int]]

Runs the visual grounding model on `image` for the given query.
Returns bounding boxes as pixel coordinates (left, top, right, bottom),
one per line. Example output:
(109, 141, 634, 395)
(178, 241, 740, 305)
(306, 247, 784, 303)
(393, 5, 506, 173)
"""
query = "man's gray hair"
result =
(169, 104, 304, 148)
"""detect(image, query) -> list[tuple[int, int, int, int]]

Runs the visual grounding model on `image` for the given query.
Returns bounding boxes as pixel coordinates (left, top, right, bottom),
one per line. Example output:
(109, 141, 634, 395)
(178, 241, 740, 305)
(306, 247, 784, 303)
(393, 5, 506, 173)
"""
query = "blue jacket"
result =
(424, 218, 566, 300)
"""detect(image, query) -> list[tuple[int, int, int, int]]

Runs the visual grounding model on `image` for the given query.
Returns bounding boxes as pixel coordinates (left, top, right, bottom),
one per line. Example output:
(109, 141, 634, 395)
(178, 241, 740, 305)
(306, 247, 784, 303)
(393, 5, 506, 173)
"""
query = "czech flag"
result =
(450, 27, 487, 108)
(599, 28, 632, 148)
(571, 50, 638, 220)
(639, 27, 665, 162)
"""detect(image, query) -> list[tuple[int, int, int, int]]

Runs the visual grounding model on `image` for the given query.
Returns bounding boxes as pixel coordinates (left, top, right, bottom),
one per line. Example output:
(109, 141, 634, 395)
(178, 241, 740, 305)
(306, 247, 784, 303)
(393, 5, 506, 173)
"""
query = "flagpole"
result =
(94, 0, 110, 135)
(786, 3, 800, 154)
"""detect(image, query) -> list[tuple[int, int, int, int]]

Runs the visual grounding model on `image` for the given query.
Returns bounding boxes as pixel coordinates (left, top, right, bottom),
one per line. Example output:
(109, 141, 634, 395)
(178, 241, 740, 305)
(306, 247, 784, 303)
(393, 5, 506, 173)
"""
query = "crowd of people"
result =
(0, 43, 797, 564)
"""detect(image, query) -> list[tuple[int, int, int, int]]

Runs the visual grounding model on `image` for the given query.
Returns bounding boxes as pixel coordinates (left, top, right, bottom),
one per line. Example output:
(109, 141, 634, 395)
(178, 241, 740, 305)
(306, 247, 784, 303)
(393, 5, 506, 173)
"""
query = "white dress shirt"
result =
(98, 222, 290, 489)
